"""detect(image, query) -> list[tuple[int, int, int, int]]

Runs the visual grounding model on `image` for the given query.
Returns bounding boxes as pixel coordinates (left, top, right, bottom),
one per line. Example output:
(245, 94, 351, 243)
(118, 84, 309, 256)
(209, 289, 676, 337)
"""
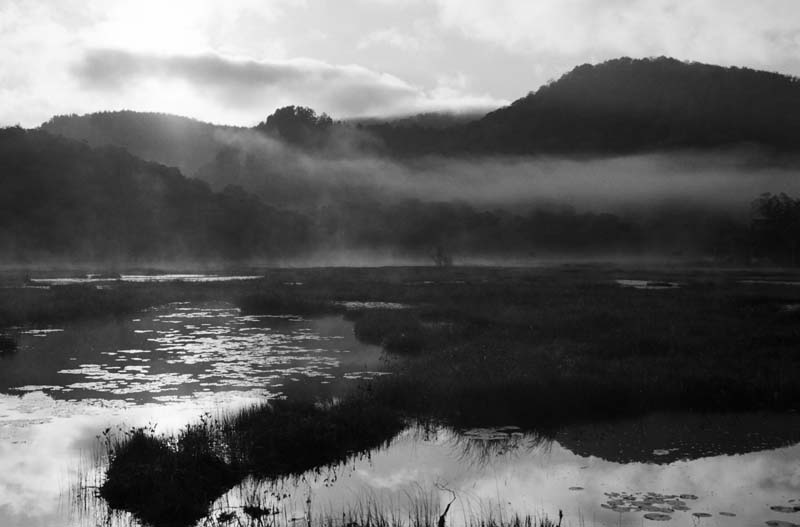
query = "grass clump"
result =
(101, 395, 405, 527)
(101, 422, 238, 527)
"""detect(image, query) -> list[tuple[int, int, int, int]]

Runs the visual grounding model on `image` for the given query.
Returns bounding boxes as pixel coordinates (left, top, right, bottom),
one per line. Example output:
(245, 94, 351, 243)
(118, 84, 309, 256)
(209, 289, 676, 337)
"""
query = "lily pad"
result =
(720, 512, 736, 517)
(569, 486, 584, 491)
(644, 513, 671, 521)
(771, 506, 798, 514)
(693, 513, 712, 518)
(765, 521, 799, 527)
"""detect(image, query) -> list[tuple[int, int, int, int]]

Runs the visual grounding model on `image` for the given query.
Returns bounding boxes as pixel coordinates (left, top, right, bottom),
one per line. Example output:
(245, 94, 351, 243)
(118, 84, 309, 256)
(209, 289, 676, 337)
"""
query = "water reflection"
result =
(207, 417, 800, 527)
(0, 301, 387, 527)
(2, 300, 799, 527)
(1, 301, 387, 402)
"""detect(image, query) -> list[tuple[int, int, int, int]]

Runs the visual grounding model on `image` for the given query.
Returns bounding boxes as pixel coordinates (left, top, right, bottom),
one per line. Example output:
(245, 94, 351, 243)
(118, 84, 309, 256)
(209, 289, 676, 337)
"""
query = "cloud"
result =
(73, 48, 505, 119)
(430, 0, 800, 75)
(357, 28, 422, 51)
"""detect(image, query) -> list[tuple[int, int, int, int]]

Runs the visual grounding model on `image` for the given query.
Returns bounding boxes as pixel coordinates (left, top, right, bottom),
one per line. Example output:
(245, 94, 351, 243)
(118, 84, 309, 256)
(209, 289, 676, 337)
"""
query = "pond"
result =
(0, 300, 798, 527)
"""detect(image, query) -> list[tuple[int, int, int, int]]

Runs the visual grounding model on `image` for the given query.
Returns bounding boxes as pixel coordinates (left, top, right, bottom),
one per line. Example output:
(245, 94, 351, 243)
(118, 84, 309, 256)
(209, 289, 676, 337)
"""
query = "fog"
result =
(207, 127, 800, 218)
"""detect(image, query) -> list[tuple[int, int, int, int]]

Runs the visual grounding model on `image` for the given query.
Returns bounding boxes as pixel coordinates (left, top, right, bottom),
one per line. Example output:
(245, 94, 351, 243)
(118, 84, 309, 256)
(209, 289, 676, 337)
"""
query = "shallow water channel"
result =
(0, 299, 798, 527)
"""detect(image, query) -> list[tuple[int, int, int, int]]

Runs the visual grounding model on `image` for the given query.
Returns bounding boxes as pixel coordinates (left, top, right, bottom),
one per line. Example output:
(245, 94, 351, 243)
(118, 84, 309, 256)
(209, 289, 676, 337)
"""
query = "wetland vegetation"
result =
(50, 265, 799, 526)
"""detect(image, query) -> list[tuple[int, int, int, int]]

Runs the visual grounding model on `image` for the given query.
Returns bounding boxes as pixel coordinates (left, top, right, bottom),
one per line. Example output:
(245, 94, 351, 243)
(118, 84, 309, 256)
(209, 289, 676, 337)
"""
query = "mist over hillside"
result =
(20, 57, 800, 265)
(0, 127, 308, 264)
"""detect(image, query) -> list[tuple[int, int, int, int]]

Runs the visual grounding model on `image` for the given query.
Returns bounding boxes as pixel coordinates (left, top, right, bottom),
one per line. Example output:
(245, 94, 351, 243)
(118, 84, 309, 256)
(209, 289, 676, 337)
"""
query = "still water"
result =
(0, 300, 798, 527)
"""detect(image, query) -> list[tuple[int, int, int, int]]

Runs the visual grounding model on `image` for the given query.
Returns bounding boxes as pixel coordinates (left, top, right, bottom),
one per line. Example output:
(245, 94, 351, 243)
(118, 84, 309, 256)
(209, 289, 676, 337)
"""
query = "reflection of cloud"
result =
(0, 391, 266, 527)
(214, 425, 800, 527)
(74, 49, 505, 118)
(356, 467, 426, 489)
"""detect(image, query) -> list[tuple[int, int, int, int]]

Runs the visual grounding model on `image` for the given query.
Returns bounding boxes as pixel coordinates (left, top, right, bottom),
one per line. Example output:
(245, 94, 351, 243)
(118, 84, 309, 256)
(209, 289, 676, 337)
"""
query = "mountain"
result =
(369, 57, 800, 155)
(41, 57, 800, 160)
(0, 127, 308, 263)
(460, 57, 800, 154)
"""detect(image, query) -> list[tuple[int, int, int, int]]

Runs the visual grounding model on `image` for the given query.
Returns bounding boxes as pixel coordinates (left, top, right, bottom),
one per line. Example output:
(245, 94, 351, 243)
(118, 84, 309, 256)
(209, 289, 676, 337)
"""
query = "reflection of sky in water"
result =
(0, 390, 265, 527)
(0, 301, 386, 527)
(213, 424, 800, 527)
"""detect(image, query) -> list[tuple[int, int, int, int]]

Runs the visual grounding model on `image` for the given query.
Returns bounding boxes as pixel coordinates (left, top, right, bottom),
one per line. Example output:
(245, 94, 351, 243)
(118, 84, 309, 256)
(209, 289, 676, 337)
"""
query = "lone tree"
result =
(431, 245, 453, 267)
(255, 106, 333, 148)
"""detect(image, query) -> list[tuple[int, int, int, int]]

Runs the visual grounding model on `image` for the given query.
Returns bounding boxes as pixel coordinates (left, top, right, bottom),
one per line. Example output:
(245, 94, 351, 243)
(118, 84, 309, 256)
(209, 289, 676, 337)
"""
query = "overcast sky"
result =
(3, 0, 800, 127)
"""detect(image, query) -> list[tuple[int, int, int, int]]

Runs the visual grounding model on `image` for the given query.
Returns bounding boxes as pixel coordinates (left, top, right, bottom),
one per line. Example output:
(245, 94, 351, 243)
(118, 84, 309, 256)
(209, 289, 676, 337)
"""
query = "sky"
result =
(3, 0, 800, 127)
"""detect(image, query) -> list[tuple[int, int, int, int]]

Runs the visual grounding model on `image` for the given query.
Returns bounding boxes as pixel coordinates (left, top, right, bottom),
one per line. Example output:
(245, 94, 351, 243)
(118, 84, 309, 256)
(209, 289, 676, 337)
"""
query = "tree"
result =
(431, 245, 453, 267)
(255, 106, 333, 147)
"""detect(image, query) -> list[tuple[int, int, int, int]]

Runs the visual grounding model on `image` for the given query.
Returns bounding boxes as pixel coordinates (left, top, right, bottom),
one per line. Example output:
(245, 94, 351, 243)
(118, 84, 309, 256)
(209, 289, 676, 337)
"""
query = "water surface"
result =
(0, 300, 386, 527)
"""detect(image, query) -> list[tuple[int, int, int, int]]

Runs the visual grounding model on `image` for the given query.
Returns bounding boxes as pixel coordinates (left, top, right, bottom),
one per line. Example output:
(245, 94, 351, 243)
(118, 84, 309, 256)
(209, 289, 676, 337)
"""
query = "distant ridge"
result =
(371, 57, 800, 155)
(40, 57, 800, 161)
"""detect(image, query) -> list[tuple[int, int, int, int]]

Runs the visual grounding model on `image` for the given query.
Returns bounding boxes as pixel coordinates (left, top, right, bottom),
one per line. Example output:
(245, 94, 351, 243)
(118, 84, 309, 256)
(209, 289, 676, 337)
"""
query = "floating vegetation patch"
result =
(459, 427, 524, 441)
(600, 491, 701, 519)
(720, 512, 737, 517)
(765, 521, 799, 527)
(335, 301, 410, 310)
(771, 506, 800, 513)
(652, 448, 678, 456)
(643, 513, 671, 521)
(693, 512, 712, 518)
(20, 328, 64, 337)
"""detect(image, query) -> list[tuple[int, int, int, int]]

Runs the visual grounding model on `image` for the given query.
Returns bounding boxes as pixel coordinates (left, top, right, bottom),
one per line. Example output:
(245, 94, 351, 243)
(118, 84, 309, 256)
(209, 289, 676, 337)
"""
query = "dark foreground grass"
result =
(239, 266, 800, 426)
(96, 265, 800, 525)
(100, 395, 404, 527)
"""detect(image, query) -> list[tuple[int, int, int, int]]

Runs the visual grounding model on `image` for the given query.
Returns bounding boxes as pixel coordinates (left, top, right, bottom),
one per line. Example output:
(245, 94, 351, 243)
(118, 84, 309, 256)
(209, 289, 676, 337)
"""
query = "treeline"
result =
(310, 198, 757, 261)
(0, 127, 307, 263)
(3, 126, 797, 265)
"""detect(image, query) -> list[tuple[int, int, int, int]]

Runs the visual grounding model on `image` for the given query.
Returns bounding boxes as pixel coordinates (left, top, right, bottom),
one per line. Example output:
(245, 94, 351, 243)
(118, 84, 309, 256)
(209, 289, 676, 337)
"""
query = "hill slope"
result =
(458, 57, 800, 154)
(0, 127, 308, 263)
(40, 111, 241, 176)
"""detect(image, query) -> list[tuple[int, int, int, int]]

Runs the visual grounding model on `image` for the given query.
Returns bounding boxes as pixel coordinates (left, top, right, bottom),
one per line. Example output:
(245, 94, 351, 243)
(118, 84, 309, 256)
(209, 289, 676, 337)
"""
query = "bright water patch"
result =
(202, 415, 800, 527)
(27, 274, 263, 286)
(1, 301, 385, 403)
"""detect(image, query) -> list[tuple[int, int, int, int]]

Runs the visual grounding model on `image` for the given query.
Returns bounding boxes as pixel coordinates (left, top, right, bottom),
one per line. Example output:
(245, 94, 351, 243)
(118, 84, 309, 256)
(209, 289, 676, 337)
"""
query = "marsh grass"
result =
(198, 482, 561, 527)
(99, 395, 405, 526)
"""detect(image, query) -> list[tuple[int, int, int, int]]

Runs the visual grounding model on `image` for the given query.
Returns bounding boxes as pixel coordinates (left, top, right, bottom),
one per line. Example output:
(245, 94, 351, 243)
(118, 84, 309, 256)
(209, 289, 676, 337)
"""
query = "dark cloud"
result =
(73, 48, 484, 116)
